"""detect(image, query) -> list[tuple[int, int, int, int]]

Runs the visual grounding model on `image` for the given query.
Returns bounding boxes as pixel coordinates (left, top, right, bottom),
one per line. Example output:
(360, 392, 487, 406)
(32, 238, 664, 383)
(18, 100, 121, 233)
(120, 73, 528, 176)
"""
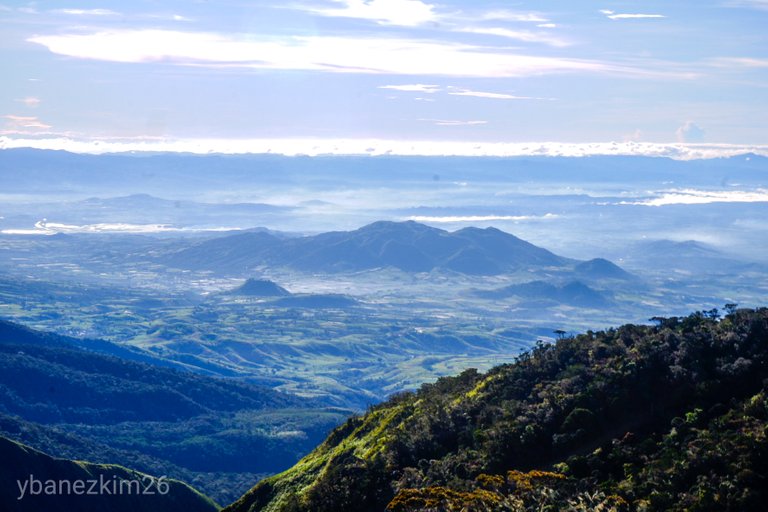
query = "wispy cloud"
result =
(28, 30, 629, 78)
(305, 0, 438, 27)
(600, 10, 665, 20)
(381, 84, 550, 100)
(477, 10, 549, 23)
(2, 115, 51, 130)
(419, 119, 488, 126)
(458, 26, 572, 47)
(145, 13, 194, 22)
(709, 57, 768, 68)
(725, 0, 768, 10)
(54, 8, 121, 16)
(621, 189, 768, 206)
(379, 84, 441, 93)
(447, 87, 551, 100)
(1, 220, 241, 235)
(15, 97, 41, 107)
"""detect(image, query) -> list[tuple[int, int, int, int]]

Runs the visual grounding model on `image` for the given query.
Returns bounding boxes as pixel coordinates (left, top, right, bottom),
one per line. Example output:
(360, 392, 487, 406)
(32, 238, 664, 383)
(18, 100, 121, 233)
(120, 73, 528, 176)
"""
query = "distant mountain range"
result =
(165, 220, 576, 276)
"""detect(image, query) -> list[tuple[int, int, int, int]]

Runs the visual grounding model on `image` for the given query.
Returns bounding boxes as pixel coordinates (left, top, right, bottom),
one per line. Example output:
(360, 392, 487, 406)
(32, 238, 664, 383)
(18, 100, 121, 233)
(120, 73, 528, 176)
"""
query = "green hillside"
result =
(0, 435, 218, 512)
(225, 307, 768, 512)
(0, 319, 348, 504)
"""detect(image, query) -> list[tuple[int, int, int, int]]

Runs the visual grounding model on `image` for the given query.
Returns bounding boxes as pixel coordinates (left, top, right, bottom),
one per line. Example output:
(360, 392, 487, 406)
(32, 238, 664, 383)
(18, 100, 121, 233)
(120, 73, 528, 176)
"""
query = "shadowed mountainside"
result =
(0, 435, 219, 512)
(0, 320, 347, 504)
(229, 279, 291, 297)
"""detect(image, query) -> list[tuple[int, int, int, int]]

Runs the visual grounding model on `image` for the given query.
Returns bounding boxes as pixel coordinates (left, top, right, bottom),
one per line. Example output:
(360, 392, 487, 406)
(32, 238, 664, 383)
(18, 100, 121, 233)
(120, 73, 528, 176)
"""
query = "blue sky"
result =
(1, 0, 767, 151)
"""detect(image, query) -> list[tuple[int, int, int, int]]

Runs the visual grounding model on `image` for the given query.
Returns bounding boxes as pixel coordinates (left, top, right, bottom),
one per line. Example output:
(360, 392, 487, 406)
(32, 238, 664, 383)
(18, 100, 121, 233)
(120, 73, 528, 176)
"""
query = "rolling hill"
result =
(225, 308, 768, 512)
(475, 280, 611, 308)
(0, 319, 348, 504)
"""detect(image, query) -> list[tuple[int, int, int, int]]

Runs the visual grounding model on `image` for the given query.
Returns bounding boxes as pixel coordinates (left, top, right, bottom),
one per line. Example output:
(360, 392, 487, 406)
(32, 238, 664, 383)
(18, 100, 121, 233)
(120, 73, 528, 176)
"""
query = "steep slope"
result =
(166, 221, 572, 275)
(0, 319, 303, 423)
(0, 435, 218, 512)
(225, 308, 768, 512)
(0, 319, 347, 503)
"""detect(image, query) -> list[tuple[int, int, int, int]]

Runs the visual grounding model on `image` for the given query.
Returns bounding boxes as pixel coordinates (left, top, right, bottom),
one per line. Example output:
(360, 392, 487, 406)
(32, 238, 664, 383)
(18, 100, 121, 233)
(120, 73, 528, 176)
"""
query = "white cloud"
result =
(676, 121, 705, 142)
(2, 115, 51, 130)
(380, 85, 549, 100)
(379, 84, 441, 93)
(3, 137, 766, 160)
(306, 0, 438, 27)
(1, 219, 242, 235)
(476, 10, 549, 23)
(15, 97, 41, 107)
(54, 8, 120, 16)
(600, 9, 665, 20)
(622, 189, 768, 206)
(420, 119, 488, 126)
(709, 57, 768, 68)
(447, 87, 551, 100)
(145, 13, 194, 22)
(458, 27, 571, 47)
(28, 29, 626, 77)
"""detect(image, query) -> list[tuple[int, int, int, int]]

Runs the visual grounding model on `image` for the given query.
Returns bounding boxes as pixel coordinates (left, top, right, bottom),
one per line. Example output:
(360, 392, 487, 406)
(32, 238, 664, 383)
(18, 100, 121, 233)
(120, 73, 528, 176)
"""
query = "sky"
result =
(1, 0, 767, 154)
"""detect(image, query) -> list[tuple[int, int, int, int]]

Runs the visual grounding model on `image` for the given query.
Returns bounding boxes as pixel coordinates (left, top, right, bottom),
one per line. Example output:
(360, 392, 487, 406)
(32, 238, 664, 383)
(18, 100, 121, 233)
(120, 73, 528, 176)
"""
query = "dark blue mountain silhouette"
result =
(167, 221, 571, 275)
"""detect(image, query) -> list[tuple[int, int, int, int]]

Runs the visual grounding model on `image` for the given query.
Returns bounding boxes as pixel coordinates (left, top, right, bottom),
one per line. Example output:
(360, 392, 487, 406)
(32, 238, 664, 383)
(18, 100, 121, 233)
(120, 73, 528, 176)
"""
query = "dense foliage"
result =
(0, 320, 347, 503)
(225, 308, 768, 512)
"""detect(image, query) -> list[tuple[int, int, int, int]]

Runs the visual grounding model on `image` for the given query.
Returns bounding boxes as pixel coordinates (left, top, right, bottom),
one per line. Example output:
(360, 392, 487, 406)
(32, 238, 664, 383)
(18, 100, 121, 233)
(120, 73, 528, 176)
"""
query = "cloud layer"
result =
(27, 29, 656, 78)
(2, 136, 766, 160)
(622, 189, 768, 206)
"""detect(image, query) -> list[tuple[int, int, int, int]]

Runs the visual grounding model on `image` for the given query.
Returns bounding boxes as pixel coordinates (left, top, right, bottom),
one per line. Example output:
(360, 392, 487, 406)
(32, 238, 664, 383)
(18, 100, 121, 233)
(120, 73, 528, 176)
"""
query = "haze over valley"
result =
(1, 151, 766, 411)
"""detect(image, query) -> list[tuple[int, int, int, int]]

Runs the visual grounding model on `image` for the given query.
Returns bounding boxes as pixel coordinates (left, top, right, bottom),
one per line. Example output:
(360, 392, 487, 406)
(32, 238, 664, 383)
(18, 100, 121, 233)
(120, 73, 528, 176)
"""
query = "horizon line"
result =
(1, 136, 767, 160)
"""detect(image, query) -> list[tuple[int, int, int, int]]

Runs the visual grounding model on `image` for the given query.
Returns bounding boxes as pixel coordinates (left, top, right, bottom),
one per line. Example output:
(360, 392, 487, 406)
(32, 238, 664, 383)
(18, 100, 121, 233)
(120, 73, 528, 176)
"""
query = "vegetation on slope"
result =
(0, 319, 347, 503)
(0, 435, 219, 512)
(225, 307, 768, 512)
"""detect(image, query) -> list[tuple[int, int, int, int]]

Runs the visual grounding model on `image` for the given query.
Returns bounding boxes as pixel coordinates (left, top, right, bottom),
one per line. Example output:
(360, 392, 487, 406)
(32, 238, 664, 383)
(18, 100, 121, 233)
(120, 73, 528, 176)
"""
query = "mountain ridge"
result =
(224, 307, 768, 512)
(166, 220, 576, 276)
(0, 319, 347, 504)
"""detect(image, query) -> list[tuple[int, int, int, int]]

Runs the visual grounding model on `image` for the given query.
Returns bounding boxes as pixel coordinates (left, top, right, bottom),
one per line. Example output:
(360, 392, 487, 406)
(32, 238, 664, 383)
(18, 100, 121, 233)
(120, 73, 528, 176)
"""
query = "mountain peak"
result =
(229, 278, 290, 297)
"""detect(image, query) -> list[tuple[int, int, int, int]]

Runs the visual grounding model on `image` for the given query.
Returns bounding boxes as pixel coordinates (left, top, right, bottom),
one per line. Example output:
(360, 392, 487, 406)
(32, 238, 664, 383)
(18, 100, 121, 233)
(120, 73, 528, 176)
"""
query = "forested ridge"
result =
(226, 307, 768, 512)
